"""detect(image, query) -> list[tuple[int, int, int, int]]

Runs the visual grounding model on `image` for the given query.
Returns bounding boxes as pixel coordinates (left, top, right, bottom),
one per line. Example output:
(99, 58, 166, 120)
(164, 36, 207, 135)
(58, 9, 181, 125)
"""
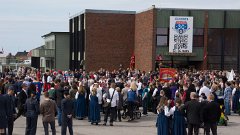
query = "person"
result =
(75, 84, 86, 120)
(54, 82, 65, 126)
(40, 92, 57, 135)
(116, 87, 123, 122)
(232, 82, 240, 113)
(89, 87, 100, 125)
(181, 92, 201, 135)
(142, 83, 148, 116)
(16, 83, 28, 119)
(103, 83, 119, 126)
(152, 83, 160, 114)
(171, 98, 186, 135)
(185, 79, 196, 103)
(199, 81, 211, 98)
(156, 96, 171, 135)
(202, 94, 221, 135)
(25, 91, 40, 135)
(48, 83, 56, 100)
(0, 89, 8, 135)
(5, 86, 17, 135)
(61, 91, 74, 135)
(224, 82, 232, 115)
(32, 77, 42, 103)
(127, 82, 138, 121)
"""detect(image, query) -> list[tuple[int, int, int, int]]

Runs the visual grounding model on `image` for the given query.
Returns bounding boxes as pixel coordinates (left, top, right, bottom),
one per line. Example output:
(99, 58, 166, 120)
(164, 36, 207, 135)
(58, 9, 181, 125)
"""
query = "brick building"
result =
(70, 7, 240, 72)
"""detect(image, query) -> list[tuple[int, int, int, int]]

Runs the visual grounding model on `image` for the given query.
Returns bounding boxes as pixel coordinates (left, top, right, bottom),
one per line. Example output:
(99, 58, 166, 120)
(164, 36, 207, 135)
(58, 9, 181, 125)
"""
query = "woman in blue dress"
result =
(171, 98, 186, 135)
(156, 96, 171, 135)
(75, 85, 86, 120)
(232, 82, 240, 113)
(89, 87, 100, 125)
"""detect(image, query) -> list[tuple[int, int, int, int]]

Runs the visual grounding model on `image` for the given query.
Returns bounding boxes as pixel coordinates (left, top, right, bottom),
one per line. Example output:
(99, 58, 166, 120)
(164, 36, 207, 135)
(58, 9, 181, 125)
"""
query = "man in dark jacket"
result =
(182, 92, 201, 135)
(16, 83, 28, 119)
(0, 89, 8, 135)
(24, 91, 39, 135)
(61, 91, 74, 135)
(202, 94, 221, 135)
(5, 86, 17, 135)
(54, 82, 65, 126)
(185, 79, 196, 103)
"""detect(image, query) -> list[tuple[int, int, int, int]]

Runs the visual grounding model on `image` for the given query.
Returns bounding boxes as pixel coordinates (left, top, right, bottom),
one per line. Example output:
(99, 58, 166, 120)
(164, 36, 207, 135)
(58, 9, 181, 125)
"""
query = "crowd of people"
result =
(0, 67, 240, 135)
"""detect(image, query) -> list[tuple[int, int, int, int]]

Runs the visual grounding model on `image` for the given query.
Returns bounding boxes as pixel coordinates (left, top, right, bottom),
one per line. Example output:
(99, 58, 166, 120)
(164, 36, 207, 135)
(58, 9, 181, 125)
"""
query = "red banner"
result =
(159, 68, 177, 82)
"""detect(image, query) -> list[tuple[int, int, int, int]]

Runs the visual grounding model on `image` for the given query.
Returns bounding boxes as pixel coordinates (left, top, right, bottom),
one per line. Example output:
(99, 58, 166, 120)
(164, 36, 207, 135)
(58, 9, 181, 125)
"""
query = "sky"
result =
(0, 0, 240, 54)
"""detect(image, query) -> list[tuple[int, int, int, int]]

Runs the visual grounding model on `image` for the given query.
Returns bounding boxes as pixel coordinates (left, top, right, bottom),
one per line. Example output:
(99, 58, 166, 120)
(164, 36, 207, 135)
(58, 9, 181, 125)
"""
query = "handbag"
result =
(103, 89, 116, 108)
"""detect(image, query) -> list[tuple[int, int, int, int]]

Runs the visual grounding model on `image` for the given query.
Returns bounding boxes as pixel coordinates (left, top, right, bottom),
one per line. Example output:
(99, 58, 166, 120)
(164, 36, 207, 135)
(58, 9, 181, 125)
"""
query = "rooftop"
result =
(42, 32, 69, 38)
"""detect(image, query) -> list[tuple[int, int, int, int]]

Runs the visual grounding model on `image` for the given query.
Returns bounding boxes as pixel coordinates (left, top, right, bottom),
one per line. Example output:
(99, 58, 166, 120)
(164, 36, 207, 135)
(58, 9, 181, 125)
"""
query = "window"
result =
(157, 28, 168, 35)
(78, 52, 80, 61)
(193, 29, 204, 35)
(72, 20, 74, 33)
(79, 17, 81, 31)
(72, 52, 74, 60)
(157, 36, 168, 46)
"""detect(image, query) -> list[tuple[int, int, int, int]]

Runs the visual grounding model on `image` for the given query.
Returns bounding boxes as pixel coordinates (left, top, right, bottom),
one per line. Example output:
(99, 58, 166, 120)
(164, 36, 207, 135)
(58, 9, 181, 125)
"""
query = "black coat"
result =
(17, 90, 28, 111)
(0, 94, 8, 128)
(55, 87, 65, 107)
(185, 84, 196, 103)
(61, 98, 74, 119)
(181, 99, 201, 125)
(4, 94, 16, 118)
(202, 101, 221, 124)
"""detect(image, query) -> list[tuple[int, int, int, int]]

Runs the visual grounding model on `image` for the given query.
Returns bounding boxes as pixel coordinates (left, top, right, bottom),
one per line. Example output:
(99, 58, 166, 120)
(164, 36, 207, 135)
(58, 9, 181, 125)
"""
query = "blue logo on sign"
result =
(174, 21, 189, 34)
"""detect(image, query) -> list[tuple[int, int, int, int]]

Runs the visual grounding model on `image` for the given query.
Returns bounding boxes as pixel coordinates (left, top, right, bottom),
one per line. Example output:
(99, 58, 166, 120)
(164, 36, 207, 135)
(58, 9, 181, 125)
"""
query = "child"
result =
(89, 87, 100, 125)
(171, 98, 186, 135)
(156, 97, 171, 135)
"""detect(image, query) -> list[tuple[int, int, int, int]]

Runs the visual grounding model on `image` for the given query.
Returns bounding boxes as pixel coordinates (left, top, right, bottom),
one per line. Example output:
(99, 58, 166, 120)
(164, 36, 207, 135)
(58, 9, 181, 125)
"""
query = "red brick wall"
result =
(85, 13, 135, 71)
(135, 8, 156, 72)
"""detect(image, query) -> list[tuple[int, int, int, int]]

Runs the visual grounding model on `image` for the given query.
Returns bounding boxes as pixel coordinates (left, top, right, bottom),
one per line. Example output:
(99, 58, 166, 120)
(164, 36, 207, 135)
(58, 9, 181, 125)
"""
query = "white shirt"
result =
(232, 88, 236, 96)
(107, 88, 119, 107)
(157, 106, 171, 117)
(152, 88, 158, 97)
(97, 87, 103, 104)
(47, 76, 52, 83)
(199, 86, 211, 97)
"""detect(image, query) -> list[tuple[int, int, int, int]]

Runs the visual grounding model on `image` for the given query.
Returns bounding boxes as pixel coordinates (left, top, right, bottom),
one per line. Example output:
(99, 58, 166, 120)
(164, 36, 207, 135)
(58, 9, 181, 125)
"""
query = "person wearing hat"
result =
(24, 90, 39, 135)
(4, 86, 17, 135)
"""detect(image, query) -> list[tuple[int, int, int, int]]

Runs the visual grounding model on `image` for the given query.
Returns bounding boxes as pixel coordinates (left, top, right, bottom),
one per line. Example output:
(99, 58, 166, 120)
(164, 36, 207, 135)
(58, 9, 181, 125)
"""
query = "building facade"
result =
(31, 32, 70, 71)
(70, 7, 240, 72)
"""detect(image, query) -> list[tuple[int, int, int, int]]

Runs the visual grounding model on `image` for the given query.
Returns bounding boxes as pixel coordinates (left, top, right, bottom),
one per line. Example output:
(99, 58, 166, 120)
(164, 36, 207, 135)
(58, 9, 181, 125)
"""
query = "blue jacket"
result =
(127, 90, 137, 102)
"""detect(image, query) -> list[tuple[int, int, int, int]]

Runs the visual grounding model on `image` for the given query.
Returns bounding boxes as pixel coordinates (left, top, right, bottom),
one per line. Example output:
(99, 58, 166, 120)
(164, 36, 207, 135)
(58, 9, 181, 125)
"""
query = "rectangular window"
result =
(157, 28, 168, 35)
(193, 36, 204, 47)
(79, 17, 81, 31)
(193, 28, 204, 35)
(78, 52, 80, 61)
(72, 52, 74, 60)
(157, 36, 168, 46)
(72, 20, 74, 33)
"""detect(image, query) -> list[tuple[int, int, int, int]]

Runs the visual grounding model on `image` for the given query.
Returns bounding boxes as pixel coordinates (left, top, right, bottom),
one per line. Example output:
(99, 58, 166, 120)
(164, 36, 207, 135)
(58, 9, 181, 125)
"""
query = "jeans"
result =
(224, 100, 231, 115)
(57, 107, 62, 126)
(142, 98, 148, 115)
(187, 124, 199, 135)
(104, 107, 117, 124)
(25, 116, 38, 135)
(117, 109, 122, 121)
(61, 117, 73, 135)
(205, 123, 217, 135)
(43, 121, 56, 135)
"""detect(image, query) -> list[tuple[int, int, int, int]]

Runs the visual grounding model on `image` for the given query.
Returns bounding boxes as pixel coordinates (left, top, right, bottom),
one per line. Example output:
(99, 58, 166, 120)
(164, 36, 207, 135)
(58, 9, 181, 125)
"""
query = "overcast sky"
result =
(0, 0, 239, 54)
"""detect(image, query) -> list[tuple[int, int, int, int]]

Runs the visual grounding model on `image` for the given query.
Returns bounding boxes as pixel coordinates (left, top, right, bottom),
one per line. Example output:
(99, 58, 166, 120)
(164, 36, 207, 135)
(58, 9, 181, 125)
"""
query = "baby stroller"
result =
(122, 100, 141, 120)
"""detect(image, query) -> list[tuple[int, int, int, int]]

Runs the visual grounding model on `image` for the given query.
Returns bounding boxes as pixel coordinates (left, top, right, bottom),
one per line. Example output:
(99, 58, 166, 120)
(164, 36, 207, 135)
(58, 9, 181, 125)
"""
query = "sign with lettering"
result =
(169, 16, 193, 53)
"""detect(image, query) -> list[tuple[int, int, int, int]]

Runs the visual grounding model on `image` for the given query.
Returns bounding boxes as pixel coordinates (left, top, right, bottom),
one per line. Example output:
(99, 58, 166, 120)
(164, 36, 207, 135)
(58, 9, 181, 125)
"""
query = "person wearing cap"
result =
(4, 86, 17, 135)
(61, 91, 74, 135)
(24, 90, 39, 135)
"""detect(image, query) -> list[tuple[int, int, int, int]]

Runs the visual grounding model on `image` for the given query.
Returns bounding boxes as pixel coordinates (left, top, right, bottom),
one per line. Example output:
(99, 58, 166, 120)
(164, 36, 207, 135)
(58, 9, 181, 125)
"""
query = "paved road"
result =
(13, 112, 240, 135)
